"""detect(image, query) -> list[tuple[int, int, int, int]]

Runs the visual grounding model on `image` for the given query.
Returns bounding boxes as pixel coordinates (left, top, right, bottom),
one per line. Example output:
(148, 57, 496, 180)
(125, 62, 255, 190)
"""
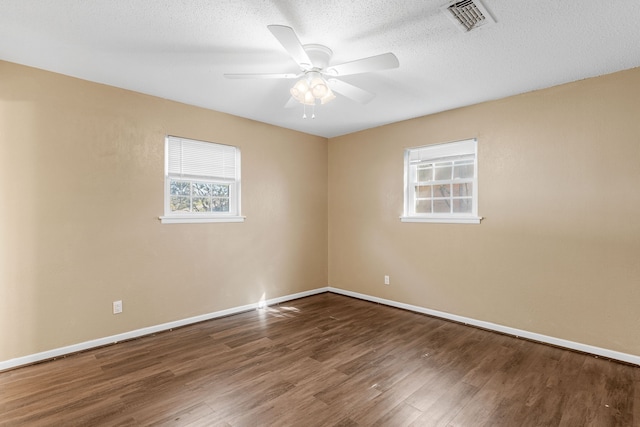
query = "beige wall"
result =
(329, 67, 640, 356)
(0, 61, 328, 362)
(2, 58, 639, 364)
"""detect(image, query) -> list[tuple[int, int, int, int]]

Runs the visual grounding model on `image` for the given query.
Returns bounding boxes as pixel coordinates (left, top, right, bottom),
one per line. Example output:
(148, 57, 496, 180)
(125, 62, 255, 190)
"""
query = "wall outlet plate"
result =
(113, 300, 123, 314)
(384, 275, 390, 285)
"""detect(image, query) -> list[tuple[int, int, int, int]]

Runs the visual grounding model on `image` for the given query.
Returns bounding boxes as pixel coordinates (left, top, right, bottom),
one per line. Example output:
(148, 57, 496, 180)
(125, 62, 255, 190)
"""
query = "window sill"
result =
(400, 216, 482, 224)
(159, 215, 246, 224)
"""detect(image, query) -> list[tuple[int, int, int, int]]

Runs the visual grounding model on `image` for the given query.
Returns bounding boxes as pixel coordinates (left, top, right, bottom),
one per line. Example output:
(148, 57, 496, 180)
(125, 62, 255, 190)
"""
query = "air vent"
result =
(443, 0, 496, 32)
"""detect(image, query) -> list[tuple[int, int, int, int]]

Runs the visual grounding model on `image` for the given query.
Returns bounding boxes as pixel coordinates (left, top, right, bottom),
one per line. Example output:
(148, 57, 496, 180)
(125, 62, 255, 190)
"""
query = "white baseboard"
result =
(3, 286, 638, 371)
(328, 287, 640, 366)
(0, 287, 329, 372)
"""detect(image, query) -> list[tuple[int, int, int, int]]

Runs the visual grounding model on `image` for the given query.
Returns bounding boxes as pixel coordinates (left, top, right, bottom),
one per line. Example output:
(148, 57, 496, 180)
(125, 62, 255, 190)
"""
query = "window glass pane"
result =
(434, 184, 451, 198)
(192, 197, 211, 212)
(416, 200, 432, 213)
(453, 162, 474, 179)
(212, 198, 230, 212)
(416, 185, 432, 198)
(453, 198, 473, 213)
(193, 182, 212, 196)
(417, 165, 433, 182)
(212, 184, 229, 197)
(434, 163, 452, 180)
(170, 196, 190, 212)
(433, 199, 451, 213)
(452, 183, 473, 197)
(170, 180, 190, 196)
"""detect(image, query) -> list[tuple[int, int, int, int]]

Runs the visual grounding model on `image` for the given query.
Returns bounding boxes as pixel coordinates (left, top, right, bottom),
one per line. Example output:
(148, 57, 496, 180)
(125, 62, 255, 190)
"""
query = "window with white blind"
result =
(401, 139, 481, 224)
(160, 136, 244, 224)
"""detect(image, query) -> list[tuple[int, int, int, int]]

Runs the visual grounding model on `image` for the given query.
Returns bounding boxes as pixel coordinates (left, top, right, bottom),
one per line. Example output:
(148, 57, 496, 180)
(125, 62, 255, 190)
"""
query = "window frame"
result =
(160, 136, 244, 224)
(401, 138, 481, 224)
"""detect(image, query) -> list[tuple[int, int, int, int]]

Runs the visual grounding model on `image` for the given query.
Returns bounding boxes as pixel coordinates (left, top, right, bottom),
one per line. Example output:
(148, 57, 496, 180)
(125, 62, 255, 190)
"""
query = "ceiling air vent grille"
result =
(444, 0, 496, 32)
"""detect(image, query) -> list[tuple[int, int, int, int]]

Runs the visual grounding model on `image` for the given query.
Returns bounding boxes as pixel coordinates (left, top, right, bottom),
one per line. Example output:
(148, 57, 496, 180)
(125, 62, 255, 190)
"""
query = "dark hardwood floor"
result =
(1, 292, 638, 426)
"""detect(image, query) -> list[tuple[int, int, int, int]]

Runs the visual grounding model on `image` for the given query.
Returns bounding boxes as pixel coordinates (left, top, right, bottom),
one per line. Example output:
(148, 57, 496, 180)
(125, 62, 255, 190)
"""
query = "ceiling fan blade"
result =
(224, 72, 299, 79)
(326, 52, 399, 77)
(329, 79, 376, 104)
(267, 25, 312, 69)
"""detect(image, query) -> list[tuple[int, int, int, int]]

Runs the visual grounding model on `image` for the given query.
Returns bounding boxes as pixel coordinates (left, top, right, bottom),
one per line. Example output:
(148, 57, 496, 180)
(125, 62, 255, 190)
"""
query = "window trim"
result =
(160, 215, 245, 224)
(400, 138, 482, 224)
(160, 136, 245, 224)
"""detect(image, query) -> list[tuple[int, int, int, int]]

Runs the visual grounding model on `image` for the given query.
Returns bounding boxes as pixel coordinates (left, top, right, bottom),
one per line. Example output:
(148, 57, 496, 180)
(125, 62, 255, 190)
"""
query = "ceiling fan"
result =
(224, 25, 399, 109)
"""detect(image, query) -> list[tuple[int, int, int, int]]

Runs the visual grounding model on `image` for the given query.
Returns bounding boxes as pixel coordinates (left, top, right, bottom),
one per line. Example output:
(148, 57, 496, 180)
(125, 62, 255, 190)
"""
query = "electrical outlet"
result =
(113, 300, 123, 314)
(384, 275, 390, 285)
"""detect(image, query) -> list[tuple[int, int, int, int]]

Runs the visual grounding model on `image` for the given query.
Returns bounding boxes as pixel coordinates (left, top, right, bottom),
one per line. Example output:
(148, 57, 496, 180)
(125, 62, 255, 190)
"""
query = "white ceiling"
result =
(1, 0, 639, 138)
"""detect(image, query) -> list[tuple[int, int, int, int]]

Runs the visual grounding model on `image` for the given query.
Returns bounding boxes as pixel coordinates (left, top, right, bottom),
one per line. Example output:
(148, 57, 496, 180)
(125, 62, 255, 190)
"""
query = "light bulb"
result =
(303, 91, 315, 105)
(293, 79, 309, 93)
(312, 83, 328, 98)
(310, 77, 328, 98)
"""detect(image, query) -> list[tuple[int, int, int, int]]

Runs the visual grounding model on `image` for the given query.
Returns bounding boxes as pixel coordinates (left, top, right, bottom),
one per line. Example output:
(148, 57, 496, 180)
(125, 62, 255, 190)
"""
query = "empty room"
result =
(1, 1, 639, 426)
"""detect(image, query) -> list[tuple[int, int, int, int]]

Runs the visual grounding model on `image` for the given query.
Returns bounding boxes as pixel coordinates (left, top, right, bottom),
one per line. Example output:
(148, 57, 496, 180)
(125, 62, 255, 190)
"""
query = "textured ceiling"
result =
(1, 0, 639, 138)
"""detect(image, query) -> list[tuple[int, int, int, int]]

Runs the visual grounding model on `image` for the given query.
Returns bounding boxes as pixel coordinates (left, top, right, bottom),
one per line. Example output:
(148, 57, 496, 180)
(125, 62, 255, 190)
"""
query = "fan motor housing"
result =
(302, 44, 333, 70)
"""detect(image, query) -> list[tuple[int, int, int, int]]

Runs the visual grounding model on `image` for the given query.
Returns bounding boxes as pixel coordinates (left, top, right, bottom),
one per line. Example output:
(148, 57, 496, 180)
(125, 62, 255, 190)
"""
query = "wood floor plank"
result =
(347, 366, 430, 425)
(0, 292, 637, 426)
(371, 401, 423, 427)
(557, 356, 613, 426)
(447, 382, 503, 426)
(409, 381, 479, 427)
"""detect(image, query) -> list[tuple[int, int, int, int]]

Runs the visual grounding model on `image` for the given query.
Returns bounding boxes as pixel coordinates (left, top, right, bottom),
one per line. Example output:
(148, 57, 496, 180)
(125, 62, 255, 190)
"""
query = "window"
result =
(401, 138, 481, 224)
(160, 136, 244, 224)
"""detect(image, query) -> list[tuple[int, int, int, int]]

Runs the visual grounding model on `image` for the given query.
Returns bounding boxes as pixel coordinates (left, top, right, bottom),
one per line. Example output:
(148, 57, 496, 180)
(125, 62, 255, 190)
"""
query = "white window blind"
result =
(167, 136, 237, 181)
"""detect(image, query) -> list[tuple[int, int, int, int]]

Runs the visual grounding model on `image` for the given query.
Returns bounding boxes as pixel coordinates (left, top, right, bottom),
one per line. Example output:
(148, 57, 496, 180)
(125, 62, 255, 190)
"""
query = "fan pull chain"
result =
(302, 103, 317, 119)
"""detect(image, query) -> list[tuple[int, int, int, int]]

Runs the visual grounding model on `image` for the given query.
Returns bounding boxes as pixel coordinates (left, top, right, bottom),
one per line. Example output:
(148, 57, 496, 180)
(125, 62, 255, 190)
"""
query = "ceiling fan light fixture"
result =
(311, 78, 328, 98)
(311, 84, 327, 98)
(303, 90, 316, 105)
(225, 25, 399, 113)
(290, 73, 335, 106)
(290, 79, 308, 97)
(320, 89, 336, 105)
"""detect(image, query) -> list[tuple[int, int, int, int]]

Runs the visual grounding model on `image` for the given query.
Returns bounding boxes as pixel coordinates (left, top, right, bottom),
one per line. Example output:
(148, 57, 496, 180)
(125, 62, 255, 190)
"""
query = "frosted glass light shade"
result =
(290, 74, 335, 105)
